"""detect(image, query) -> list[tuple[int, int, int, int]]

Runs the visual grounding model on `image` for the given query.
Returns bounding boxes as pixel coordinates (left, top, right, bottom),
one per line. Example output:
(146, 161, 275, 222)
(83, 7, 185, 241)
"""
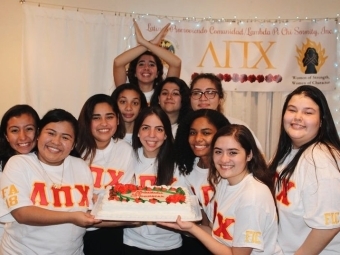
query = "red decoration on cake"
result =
(108, 183, 186, 204)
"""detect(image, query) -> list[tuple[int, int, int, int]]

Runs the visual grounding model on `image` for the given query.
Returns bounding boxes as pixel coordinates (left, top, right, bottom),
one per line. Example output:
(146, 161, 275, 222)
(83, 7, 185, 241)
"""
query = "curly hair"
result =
(174, 109, 230, 175)
(127, 51, 164, 89)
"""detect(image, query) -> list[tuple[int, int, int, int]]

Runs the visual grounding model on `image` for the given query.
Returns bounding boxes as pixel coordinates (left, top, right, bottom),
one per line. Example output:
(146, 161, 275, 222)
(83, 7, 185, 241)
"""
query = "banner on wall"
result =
(136, 17, 337, 92)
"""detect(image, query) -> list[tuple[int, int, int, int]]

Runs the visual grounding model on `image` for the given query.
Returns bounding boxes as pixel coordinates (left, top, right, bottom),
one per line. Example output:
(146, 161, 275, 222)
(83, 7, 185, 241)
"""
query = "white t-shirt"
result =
(143, 90, 154, 105)
(86, 138, 135, 196)
(123, 133, 133, 145)
(184, 157, 212, 214)
(171, 123, 179, 138)
(0, 153, 94, 255)
(276, 143, 340, 254)
(208, 174, 282, 255)
(123, 147, 182, 251)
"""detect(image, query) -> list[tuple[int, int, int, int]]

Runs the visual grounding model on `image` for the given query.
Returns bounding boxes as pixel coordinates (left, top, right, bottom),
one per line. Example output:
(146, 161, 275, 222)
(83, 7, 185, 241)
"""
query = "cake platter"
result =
(91, 195, 202, 222)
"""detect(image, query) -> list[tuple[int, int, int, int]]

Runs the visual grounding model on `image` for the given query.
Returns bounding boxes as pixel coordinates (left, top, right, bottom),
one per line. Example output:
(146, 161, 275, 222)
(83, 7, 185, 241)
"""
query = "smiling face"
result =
(138, 114, 166, 158)
(135, 55, 158, 88)
(37, 121, 75, 166)
(91, 102, 119, 149)
(190, 78, 221, 111)
(188, 117, 217, 165)
(213, 135, 251, 185)
(283, 94, 321, 149)
(158, 82, 182, 115)
(117, 89, 141, 124)
(6, 113, 37, 154)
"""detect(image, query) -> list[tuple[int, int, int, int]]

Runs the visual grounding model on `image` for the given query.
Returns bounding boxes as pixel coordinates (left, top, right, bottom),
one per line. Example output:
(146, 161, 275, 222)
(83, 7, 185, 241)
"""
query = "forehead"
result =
(41, 121, 75, 136)
(161, 82, 180, 91)
(7, 113, 36, 127)
(287, 94, 319, 109)
(190, 117, 217, 130)
(93, 102, 115, 113)
(118, 89, 140, 99)
(138, 55, 156, 63)
(142, 114, 163, 126)
(215, 135, 241, 148)
(192, 78, 217, 90)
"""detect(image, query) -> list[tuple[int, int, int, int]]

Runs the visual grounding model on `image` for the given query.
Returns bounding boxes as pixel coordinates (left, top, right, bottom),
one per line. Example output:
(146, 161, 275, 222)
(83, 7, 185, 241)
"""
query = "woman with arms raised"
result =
(114, 20, 181, 103)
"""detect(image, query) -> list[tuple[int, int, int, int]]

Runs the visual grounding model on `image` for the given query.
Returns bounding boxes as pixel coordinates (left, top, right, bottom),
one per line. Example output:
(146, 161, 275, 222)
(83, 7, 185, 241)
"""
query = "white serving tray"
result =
(91, 195, 202, 222)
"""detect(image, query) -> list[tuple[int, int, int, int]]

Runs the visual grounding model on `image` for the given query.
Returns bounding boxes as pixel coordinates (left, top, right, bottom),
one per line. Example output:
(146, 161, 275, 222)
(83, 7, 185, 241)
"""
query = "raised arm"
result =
(134, 20, 181, 78)
(113, 20, 181, 87)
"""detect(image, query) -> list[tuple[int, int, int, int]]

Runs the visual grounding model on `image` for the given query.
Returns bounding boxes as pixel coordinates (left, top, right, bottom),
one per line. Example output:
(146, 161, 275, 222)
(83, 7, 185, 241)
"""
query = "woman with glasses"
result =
(189, 73, 263, 152)
(150, 77, 192, 136)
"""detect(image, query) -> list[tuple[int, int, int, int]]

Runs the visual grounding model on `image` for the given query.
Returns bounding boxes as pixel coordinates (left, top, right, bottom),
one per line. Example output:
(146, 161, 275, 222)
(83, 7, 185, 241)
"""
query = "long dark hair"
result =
(150, 77, 192, 123)
(209, 124, 273, 195)
(174, 109, 230, 175)
(0, 105, 40, 169)
(132, 106, 174, 185)
(38, 108, 79, 157)
(127, 51, 164, 89)
(268, 85, 340, 190)
(77, 94, 124, 164)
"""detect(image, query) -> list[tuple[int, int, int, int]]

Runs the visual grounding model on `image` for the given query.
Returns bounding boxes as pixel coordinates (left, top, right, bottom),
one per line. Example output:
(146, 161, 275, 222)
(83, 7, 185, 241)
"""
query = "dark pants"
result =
(180, 234, 212, 255)
(83, 227, 124, 255)
(122, 244, 182, 255)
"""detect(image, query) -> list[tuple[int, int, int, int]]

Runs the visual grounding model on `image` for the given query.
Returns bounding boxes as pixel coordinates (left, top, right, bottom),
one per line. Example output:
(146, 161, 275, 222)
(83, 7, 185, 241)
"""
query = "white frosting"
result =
(96, 185, 200, 221)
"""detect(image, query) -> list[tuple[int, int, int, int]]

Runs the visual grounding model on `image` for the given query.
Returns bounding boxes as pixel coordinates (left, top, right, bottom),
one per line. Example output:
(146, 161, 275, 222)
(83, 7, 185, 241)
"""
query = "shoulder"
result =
(113, 138, 133, 151)
(238, 175, 274, 204)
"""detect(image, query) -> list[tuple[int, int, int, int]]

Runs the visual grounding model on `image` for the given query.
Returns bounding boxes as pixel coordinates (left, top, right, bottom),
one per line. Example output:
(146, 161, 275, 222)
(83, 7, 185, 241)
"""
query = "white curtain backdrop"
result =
(21, 4, 340, 159)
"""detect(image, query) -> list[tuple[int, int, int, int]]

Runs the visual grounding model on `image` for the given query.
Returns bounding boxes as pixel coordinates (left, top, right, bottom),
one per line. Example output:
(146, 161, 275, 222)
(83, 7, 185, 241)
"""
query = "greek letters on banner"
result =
(136, 17, 337, 92)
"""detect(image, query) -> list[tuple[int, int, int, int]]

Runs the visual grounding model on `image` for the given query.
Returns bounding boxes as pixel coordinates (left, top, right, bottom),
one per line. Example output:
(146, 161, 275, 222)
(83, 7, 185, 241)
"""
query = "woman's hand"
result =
(158, 215, 195, 232)
(134, 19, 170, 46)
(150, 23, 171, 45)
(71, 211, 102, 227)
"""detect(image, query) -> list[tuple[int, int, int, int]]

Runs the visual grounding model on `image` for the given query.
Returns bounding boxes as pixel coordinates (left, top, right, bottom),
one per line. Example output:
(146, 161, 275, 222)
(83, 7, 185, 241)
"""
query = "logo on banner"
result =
(160, 38, 177, 70)
(296, 38, 328, 74)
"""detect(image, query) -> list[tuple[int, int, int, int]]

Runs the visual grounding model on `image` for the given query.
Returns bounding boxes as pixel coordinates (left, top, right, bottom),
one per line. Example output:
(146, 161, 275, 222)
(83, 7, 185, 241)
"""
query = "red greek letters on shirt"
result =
(213, 211, 235, 240)
(30, 182, 90, 208)
(90, 166, 124, 188)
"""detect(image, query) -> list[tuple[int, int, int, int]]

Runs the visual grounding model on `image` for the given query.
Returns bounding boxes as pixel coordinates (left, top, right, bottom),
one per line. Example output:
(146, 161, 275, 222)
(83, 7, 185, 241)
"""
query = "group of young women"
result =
(0, 20, 339, 255)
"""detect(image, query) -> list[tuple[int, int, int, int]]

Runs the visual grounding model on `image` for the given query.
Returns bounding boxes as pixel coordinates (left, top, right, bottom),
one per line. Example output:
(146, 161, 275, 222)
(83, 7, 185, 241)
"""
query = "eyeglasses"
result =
(190, 90, 218, 100)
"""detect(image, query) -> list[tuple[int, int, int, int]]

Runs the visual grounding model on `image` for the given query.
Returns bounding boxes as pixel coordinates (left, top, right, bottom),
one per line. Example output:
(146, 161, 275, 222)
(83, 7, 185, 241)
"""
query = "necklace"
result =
(37, 156, 65, 189)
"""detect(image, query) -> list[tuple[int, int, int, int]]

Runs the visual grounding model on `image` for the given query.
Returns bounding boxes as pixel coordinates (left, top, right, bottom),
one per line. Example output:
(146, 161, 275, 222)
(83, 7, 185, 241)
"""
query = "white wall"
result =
(1, 0, 340, 142)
